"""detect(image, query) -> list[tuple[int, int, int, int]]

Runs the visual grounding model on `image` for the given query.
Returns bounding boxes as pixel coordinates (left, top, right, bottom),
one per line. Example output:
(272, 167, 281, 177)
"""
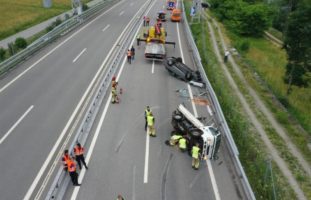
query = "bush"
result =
(52, 18, 62, 27)
(240, 40, 250, 52)
(15, 37, 27, 49)
(46, 25, 54, 32)
(82, 3, 89, 11)
(0, 48, 6, 61)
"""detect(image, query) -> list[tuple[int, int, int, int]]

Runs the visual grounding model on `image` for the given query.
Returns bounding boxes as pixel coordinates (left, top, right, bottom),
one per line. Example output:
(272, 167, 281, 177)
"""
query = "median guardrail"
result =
(181, 2, 256, 200)
(0, 0, 117, 76)
(44, 0, 154, 199)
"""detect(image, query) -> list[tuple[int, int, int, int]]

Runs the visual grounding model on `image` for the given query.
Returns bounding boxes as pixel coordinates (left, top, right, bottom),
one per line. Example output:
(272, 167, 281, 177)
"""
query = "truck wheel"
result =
(173, 114, 183, 121)
(176, 57, 182, 63)
(190, 129, 203, 139)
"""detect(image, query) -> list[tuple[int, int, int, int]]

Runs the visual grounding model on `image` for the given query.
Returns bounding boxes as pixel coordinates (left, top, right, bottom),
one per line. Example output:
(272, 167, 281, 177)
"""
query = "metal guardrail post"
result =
(181, 1, 256, 200)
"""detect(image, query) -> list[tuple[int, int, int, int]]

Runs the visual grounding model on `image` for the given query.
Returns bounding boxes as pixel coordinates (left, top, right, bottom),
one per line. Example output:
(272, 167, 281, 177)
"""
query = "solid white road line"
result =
(151, 60, 155, 74)
(70, 0, 154, 198)
(23, 2, 126, 199)
(119, 11, 124, 16)
(0, 0, 124, 96)
(144, 133, 150, 183)
(0, 105, 34, 144)
(73, 48, 87, 63)
(177, 19, 221, 200)
(102, 24, 110, 32)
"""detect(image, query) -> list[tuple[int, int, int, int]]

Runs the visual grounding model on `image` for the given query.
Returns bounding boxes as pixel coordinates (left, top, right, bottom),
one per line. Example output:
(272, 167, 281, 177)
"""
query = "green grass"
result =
(227, 32, 311, 135)
(0, 0, 71, 41)
(184, 1, 296, 199)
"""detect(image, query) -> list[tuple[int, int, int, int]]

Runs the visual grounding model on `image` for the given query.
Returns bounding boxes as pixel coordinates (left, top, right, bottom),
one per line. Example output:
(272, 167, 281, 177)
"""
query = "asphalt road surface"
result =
(0, 0, 246, 199)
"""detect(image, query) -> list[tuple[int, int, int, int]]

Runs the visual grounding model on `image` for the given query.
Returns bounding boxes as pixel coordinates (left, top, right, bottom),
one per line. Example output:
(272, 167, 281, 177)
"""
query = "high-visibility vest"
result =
(179, 138, 186, 149)
(171, 135, 182, 140)
(192, 146, 200, 159)
(62, 154, 71, 167)
(147, 115, 154, 126)
(74, 146, 84, 156)
(145, 109, 152, 118)
(67, 160, 76, 172)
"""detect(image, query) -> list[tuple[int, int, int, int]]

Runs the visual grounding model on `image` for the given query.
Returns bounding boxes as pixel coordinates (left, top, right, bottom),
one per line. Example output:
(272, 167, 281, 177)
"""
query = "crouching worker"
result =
(178, 136, 187, 152)
(169, 134, 182, 146)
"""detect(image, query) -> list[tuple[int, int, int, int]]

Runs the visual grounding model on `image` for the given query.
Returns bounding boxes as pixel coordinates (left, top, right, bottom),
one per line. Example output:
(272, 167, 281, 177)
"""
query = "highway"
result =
(0, 0, 246, 199)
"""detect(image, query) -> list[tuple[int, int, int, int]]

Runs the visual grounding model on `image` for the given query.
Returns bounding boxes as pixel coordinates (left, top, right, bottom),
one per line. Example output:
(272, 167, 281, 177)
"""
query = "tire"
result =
(167, 59, 174, 66)
(176, 57, 182, 63)
(185, 72, 192, 81)
(190, 129, 203, 139)
(173, 114, 183, 121)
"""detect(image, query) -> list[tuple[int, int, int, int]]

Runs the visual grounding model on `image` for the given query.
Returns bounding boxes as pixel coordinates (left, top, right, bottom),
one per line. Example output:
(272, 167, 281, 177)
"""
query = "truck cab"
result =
(171, 104, 221, 160)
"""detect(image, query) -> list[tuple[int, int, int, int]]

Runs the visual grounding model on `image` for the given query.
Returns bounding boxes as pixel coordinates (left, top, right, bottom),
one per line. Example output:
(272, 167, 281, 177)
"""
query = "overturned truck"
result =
(171, 104, 221, 160)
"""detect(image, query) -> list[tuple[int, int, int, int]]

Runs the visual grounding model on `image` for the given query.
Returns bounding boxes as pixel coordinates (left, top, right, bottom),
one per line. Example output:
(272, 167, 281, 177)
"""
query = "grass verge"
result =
(184, 1, 296, 199)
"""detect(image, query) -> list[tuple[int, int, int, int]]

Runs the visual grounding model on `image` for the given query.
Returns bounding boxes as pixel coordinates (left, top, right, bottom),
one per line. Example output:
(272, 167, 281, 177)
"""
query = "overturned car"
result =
(164, 57, 203, 83)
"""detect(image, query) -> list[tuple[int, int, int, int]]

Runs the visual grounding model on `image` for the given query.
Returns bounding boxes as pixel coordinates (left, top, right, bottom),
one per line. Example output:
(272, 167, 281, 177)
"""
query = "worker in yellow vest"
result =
(147, 112, 156, 137)
(169, 134, 182, 146)
(111, 87, 119, 104)
(144, 106, 152, 131)
(192, 143, 200, 170)
(179, 136, 187, 152)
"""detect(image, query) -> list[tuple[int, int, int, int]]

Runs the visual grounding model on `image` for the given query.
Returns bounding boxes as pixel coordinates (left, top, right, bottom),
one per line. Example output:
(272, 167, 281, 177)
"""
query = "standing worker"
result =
(74, 143, 88, 170)
(147, 112, 156, 137)
(62, 149, 72, 171)
(111, 86, 119, 104)
(191, 143, 200, 170)
(179, 136, 187, 152)
(67, 159, 81, 186)
(146, 16, 150, 26)
(131, 46, 135, 61)
(127, 49, 132, 64)
(144, 106, 152, 131)
(116, 194, 125, 200)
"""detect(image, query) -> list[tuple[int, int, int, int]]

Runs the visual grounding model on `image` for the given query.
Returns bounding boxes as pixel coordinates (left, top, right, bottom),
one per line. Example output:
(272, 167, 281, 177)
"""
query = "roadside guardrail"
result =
(181, 2, 256, 200)
(0, 0, 116, 76)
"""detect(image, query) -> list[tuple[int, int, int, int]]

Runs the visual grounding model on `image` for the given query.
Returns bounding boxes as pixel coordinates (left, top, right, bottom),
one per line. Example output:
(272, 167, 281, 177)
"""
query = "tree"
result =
(237, 3, 272, 36)
(284, 2, 311, 92)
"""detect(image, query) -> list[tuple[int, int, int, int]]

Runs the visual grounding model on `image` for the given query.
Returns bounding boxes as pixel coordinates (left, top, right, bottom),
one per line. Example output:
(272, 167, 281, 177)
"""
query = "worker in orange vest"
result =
(74, 143, 88, 170)
(62, 149, 72, 171)
(67, 159, 80, 186)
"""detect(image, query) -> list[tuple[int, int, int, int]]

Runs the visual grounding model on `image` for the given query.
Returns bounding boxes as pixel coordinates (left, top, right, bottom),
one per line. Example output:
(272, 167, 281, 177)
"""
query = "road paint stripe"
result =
(119, 11, 124, 16)
(0, 105, 34, 144)
(70, 0, 155, 198)
(177, 18, 221, 200)
(102, 24, 110, 32)
(151, 60, 155, 74)
(72, 48, 87, 63)
(207, 105, 213, 116)
(71, 48, 128, 200)
(0, 0, 125, 96)
(206, 159, 221, 200)
(132, 165, 136, 200)
(144, 133, 150, 183)
(23, 2, 127, 199)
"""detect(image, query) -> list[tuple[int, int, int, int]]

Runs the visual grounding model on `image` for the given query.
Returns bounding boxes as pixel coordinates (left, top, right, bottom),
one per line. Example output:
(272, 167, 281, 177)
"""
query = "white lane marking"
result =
(102, 24, 110, 32)
(177, 18, 221, 200)
(144, 133, 150, 183)
(207, 105, 213, 116)
(23, 2, 126, 199)
(0, 105, 34, 144)
(0, 0, 124, 96)
(72, 48, 87, 63)
(206, 160, 221, 200)
(151, 60, 155, 74)
(70, 0, 155, 198)
(119, 11, 124, 16)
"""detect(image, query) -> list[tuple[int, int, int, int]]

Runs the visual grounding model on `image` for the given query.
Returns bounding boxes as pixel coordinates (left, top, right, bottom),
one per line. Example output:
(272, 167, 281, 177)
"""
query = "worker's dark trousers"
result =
(76, 155, 87, 169)
(127, 56, 131, 64)
(69, 171, 79, 185)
